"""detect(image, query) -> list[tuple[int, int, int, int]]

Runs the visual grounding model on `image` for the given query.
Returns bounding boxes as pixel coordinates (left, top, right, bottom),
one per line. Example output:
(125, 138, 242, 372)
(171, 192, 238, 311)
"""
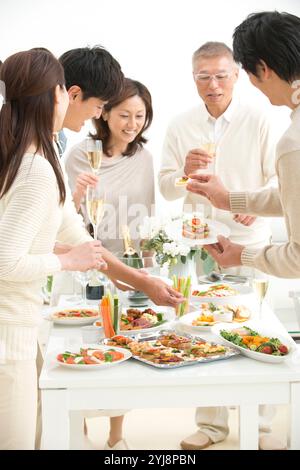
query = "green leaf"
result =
(180, 255, 187, 264)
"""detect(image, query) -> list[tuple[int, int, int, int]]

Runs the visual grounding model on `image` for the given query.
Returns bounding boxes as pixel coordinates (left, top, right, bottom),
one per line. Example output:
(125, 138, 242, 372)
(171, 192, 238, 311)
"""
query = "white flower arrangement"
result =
(139, 216, 198, 267)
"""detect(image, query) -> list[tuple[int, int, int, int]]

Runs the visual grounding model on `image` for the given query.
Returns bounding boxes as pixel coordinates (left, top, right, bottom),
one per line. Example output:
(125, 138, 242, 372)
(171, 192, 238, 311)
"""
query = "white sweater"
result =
(64, 141, 155, 254)
(158, 100, 277, 247)
(0, 154, 90, 360)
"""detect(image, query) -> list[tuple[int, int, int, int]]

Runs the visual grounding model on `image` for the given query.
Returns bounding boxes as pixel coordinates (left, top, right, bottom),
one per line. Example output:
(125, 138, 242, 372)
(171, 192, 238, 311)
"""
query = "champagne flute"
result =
(86, 138, 103, 175)
(201, 141, 216, 173)
(252, 270, 269, 320)
(86, 182, 105, 240)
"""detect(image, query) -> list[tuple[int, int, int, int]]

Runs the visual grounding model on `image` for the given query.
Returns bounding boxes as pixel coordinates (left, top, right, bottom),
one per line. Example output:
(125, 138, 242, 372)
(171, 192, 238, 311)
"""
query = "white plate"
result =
(165, 218, 230, 247)
(45, 305, 101, 326)
(178, 310, 222, 332)
(54, 345, 132, 370)
(211, 321, 295, 363)
(191, 283, 253, 305)
(115, 307, 175, 336)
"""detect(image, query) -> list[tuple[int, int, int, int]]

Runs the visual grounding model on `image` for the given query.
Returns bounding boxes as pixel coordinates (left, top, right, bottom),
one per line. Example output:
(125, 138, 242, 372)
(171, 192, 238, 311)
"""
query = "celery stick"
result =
(113, 295, 119, 333)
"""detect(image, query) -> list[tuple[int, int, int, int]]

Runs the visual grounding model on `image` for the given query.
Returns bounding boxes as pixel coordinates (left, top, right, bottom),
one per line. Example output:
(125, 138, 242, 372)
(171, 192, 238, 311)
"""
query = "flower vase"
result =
(167, 256, 198, 285)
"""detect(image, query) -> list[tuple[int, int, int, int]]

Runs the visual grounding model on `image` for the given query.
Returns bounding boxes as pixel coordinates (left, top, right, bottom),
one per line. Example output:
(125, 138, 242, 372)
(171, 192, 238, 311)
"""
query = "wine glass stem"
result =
(259, 300, 263, 319)
(82, 283, 88, 304)
(93, 224, 98, 240)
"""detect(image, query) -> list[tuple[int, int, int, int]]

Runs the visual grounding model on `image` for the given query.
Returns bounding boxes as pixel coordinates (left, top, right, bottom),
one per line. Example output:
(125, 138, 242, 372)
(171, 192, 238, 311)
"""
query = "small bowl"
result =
(81, 325, 104, 343)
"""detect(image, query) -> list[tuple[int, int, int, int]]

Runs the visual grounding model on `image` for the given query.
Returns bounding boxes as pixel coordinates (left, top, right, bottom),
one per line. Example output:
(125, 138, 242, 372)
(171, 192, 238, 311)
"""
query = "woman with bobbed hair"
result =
(65, 78, 155, 254)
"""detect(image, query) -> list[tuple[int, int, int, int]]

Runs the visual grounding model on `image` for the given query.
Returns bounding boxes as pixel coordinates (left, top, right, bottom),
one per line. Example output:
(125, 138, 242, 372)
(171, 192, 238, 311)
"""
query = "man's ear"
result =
(257, 60, 272, 80)
(102, 109, 108, 121)
(67, 85, 83, 102)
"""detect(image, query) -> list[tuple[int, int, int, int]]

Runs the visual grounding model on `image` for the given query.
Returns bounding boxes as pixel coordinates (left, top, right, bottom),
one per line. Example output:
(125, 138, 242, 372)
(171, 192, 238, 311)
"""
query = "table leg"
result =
(69, 411, 86, 450)
(41, 389, 70, 450)
(239, 404, 259, 450)
(290, 382, 300, 450)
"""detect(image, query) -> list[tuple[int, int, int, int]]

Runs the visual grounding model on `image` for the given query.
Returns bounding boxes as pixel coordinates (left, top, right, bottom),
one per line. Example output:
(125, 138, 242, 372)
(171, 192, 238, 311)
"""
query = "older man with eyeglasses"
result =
(158, 42, 286, 450)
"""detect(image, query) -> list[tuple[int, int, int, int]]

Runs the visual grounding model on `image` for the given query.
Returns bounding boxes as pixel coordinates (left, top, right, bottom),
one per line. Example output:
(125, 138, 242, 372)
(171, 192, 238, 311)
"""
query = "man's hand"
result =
(142, 277, 185, 307)
(72, 172, 99, 211)
(184, 148, 213, 176)
(187, 174, 230, 211)
(233, 214, 256, 226)
(204, 235, 244, 268)
(110, 269, 149, 291)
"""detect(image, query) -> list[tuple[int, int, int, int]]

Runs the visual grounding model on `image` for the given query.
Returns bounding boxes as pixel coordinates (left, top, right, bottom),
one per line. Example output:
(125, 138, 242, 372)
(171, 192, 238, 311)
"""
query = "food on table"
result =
(192, 284, 238, 298)
(100, 291, 119, 337)
(106, 332, 227, 365)
(220, 326, 289, 356)
(120, 308, 166, 331)
(191, 302, 251, 326)
(56, 347, 124, 365)
(51, 308, 99, 320)
(172, 275, 191, 317)
(175, 176, 190, 187)
(182, 215, 209, 239)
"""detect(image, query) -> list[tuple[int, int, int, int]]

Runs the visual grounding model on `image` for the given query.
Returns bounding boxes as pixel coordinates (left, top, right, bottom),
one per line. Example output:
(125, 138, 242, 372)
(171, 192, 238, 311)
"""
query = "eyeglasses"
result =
(193, 71, 233, 83)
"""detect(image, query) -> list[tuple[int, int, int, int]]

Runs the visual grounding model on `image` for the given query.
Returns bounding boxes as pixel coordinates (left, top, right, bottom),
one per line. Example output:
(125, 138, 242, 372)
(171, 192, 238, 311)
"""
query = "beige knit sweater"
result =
(231, 105, 300, 277)
(158, 100, 277, 247)
(64, 140, 155, 254)
(0, 154, 90, 360)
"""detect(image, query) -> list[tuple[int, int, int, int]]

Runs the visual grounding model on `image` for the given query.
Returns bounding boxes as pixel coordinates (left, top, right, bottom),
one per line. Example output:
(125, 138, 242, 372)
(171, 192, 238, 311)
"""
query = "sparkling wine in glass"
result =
(86, 182, 105, 241)
(252, 270, 269, 319)
(86, 138, 103, 175)
(201, 141, 216, 172)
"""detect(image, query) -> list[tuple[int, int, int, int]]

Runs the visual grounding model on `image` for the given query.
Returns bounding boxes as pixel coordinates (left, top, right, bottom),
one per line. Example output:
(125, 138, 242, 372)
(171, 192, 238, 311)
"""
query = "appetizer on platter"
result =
(182, 215, 209, 240)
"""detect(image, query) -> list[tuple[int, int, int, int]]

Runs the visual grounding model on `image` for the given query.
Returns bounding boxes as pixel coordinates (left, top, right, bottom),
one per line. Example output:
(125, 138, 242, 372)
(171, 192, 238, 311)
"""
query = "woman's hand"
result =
(53, 242, 73, 255)
(72, 173, 99, 211)
(204, 235, 244, 268)
(58, 241, 107, 272)
(187, 174, 230, 210)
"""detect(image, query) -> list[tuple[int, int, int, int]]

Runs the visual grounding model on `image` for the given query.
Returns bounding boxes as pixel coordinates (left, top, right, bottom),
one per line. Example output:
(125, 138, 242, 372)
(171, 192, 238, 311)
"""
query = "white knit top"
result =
(158, 99, 278, 247)
(0, 153, 90, 361)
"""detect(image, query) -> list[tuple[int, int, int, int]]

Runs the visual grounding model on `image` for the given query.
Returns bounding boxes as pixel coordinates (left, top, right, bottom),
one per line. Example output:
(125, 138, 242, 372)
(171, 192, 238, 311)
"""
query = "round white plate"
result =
(190, 283, 253, 305)
(113, 307, 175, 336)
(178, 310, 218, 332)
(46, 305, 101, 326)
(54, 345, 132, 370)
(211, 322, 294, 363)
(165, 218, 230, 247)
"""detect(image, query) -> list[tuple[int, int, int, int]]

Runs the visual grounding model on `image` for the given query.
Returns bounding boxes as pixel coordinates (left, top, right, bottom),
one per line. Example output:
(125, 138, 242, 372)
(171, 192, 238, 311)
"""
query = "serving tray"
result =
(101, 329, 239, 369)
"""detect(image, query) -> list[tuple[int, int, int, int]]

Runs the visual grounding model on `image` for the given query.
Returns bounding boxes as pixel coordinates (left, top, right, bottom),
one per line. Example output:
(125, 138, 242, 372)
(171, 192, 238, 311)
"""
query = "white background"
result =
(1, 0, 300, 306)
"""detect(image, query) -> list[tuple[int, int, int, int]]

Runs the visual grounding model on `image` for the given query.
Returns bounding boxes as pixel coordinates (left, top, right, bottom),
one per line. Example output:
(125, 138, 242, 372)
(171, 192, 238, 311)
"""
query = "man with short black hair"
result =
(60, 46, 124, 133)
(188, 11, 300, 278)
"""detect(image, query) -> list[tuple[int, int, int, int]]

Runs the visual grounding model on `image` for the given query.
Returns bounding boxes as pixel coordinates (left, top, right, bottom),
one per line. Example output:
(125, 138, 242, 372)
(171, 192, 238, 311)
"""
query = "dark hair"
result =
(0, 48, 66, 203)
(233, 11, 300, 82)
(59, 45, 124, 101)
(92, 78, 153, 157)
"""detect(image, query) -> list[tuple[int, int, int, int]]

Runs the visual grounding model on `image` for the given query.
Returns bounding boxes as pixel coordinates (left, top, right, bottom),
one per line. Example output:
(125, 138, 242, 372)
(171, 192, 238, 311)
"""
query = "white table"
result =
(40, 306, 300, 450)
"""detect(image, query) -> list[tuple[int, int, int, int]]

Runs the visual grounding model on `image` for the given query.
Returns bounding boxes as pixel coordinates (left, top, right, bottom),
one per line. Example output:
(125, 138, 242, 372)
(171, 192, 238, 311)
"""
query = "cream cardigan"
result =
(0, 154, 90, 360)
(231, 105, 300, 278)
